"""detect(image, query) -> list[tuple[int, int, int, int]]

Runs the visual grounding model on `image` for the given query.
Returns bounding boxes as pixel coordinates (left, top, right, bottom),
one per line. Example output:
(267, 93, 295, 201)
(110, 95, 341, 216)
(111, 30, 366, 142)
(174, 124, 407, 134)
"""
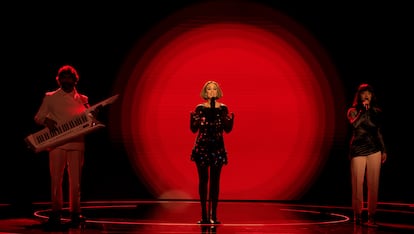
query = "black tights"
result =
(196, 163, 223, 220)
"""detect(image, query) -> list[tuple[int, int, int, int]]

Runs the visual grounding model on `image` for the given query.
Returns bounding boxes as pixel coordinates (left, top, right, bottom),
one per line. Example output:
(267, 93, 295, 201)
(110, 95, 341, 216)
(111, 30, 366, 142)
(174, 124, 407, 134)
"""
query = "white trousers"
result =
(350, 151, 381, 216)
(49, 148, 84, 213)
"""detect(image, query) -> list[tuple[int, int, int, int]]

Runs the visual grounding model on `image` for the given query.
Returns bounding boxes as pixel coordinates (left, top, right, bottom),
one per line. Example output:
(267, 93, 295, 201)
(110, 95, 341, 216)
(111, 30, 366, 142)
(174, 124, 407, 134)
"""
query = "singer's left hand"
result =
(224, 112, 234, 121)
(381, 152, 387, 164)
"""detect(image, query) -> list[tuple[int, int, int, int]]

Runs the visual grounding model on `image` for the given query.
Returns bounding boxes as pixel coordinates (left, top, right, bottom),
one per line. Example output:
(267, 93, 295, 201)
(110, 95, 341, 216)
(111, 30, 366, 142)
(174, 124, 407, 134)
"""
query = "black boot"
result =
(197, 202, 210, 224)
(197, 212, 210, 224)
(365, 213, 378, 228)
(70, 212, 86, 228)
(42, 211, 64, 231)
(210, 203, 221, 224)
(46, 211, 62, 225)
(210, 213, 221, 224)
(197, 218, 210, 224)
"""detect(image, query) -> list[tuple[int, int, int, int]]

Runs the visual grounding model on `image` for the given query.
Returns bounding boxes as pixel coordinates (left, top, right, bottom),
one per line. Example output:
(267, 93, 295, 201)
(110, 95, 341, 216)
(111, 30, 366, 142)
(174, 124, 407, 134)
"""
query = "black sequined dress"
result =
(348, 106, 386, 158)
(190, 104, 234, 166)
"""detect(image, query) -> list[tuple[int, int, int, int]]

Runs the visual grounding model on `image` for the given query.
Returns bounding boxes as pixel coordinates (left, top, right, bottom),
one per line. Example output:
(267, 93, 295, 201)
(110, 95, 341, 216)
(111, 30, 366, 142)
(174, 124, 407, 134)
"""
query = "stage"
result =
(1, 200, 413, 233)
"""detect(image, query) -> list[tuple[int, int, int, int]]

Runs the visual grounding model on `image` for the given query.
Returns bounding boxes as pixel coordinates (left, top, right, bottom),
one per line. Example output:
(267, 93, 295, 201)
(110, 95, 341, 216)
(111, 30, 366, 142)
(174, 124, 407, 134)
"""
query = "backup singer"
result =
(347, 83, 387, 227)
(190, 81, 234, 224)
(34, 64, 89, 228)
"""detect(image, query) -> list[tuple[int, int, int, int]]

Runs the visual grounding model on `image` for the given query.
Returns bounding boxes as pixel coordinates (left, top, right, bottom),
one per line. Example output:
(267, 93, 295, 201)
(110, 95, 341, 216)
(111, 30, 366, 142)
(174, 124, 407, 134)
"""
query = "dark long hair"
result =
(352, 83, 381, 112)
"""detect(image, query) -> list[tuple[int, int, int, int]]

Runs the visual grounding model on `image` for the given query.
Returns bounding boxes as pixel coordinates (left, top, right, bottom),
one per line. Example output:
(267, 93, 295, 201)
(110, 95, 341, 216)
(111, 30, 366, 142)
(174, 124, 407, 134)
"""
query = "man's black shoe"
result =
(70, 213, 86, 228)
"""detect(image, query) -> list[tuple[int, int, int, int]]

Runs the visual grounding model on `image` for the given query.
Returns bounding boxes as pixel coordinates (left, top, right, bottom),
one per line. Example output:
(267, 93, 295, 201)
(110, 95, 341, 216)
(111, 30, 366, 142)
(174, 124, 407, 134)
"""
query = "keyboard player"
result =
(33, 64, 89, 228)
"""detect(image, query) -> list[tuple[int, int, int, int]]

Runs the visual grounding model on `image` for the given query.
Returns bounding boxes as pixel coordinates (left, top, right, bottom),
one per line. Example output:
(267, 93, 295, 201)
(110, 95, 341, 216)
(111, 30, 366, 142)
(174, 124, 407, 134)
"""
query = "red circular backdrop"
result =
(111, 1, 344, 200)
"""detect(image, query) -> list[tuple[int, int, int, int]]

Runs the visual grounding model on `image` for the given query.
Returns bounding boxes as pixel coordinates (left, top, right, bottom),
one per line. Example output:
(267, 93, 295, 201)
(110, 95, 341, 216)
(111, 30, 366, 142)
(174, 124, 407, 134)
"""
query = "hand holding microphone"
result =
(210, 97, 216, 109)
(207, 97, 217, 121)
(362, 99, 369, 110)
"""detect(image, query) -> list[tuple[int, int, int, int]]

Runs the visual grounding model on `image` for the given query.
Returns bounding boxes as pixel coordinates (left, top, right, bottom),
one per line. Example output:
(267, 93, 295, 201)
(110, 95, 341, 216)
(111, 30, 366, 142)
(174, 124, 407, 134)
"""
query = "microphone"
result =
(363, 98, 369, 110)
(210, 97, 216, 109)
(207, 97, 216, 121)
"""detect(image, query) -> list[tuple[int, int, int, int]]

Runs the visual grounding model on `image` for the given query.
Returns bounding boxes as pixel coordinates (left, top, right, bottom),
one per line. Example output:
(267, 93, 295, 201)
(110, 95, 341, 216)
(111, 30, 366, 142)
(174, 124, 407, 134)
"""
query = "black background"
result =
(2, 1, 412, 208)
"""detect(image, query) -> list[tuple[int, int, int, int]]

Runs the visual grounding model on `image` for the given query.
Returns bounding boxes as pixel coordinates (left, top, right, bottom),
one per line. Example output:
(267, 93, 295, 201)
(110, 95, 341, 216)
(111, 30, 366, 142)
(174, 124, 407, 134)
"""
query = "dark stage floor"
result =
(0, 200, 413, 233)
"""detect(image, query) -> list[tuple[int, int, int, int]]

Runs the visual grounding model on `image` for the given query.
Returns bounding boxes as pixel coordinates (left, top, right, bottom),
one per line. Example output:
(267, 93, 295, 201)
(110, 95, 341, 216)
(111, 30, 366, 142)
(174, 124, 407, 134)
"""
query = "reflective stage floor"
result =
(0, 200, 413, 233)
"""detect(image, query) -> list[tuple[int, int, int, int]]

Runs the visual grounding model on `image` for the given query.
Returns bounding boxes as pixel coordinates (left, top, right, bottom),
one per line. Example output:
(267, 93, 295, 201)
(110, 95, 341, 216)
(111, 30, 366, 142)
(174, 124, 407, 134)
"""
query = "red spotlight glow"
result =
(111, 2, 344, 200)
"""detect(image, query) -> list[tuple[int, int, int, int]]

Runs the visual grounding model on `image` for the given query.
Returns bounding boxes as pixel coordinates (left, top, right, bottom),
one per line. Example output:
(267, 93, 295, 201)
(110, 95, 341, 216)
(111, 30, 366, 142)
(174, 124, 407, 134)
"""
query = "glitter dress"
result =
(190, 104, 234, 166)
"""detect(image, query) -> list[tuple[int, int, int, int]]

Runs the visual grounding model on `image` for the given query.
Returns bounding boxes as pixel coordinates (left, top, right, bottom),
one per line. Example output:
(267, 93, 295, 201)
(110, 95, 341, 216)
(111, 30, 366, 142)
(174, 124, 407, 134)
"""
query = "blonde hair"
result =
(200, 80, 223, 100)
